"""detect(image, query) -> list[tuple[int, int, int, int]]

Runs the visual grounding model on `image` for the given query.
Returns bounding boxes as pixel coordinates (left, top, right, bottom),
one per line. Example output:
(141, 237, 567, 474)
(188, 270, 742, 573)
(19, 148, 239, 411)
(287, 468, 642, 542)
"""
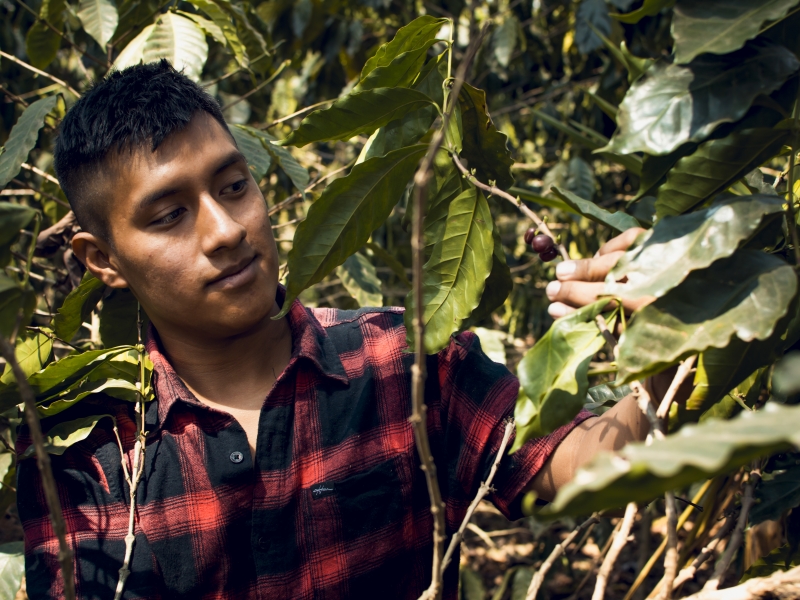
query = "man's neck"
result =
(152, 305, 293, 412)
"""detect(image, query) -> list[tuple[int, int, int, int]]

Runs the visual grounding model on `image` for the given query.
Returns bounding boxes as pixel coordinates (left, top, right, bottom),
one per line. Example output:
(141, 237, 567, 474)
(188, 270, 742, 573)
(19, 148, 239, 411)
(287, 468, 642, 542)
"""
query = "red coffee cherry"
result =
(531, 234, 554, 253)
(524, 227, 536, 245)
(539, 246, 559, 262)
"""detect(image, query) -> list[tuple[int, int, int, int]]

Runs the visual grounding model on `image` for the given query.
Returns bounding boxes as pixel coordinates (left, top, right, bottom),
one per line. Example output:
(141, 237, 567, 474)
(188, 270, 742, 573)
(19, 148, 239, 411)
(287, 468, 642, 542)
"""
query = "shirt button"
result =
(230, 451, 244, 464)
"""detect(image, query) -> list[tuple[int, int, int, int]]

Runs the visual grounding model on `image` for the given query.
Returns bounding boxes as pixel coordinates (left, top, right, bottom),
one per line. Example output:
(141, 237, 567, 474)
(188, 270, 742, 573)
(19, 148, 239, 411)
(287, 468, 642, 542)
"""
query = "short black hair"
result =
(53, 59, 231, 239)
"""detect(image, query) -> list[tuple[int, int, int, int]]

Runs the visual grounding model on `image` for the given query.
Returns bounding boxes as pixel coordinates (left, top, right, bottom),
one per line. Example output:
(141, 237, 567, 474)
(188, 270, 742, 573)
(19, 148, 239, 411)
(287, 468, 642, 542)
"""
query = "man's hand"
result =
(545, 227, 650, 319)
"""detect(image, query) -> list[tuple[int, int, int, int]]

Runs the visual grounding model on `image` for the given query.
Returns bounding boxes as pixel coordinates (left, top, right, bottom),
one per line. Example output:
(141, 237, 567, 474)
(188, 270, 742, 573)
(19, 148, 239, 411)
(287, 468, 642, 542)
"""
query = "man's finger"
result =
(555, 251, 625, 283)
(547, 302, 576, 319)
(546, 280, 653, 313)
(597, 227, 646, 256)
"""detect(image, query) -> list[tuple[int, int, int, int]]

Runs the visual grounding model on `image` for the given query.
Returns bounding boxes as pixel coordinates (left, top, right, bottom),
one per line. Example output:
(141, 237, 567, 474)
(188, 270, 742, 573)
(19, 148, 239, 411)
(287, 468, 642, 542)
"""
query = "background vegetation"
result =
(1, 0, 800, 599)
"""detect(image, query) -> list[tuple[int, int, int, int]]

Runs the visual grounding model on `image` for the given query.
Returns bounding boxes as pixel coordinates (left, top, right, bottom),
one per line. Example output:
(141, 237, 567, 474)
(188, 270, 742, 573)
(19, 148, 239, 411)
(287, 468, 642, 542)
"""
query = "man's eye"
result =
(156, 207, 185, 225)
(222, 179, 248, 195)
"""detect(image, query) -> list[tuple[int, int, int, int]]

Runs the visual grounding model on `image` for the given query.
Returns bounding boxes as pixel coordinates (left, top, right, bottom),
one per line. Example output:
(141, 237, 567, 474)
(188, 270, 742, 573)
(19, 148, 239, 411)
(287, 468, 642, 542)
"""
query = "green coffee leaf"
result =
(575, 0, 612, 54)
(99, 288, 143, 348)
(492, 14, 517, 67)
(189, 0, 248, 68)
(585, 382, 632, 412)
(513, 300, 610, 450)
(336, 252, 383, 308)
(365, 241, 410, 288)
(283, 88, 434, 147)
(52, 271, 105, 342)
(617, 250, 798, 382)
(655, 127, 790, 217)
(750, 459, 800, 524)
(39, 379, 140, 417)
(740, 543, 800, 582)
(230, 124, 272, 182)
(611, 0, 674, 24)
(23, 414, 112, 458)
(672, 0, 800, 64)
(0, 96, 59, 189)
(463, 229, 513, 329)
(77, 0, 119, 48)
(533, 402, 800, 518)
(222, 1, 270, 75)
(263, 139, 309, 193)
(113, 24, 156, 70)
(551, 186, 640, 232)
(459, 83, 515, 190)
(177, 11, 225, 47)
(0, 275, 34, 339)
(359, 15, 447, 84)
(0, 542, 24, 600)
(405, 185, 494, 354)
(25, 0, 65, 69)
(0, 332, 52, 385)
(278, 145, 427, 318)
(143, 12, 209, 81)
(602, 39, 799, 156)
(606, 195, 785, 300)
(0, 203, 37, 250)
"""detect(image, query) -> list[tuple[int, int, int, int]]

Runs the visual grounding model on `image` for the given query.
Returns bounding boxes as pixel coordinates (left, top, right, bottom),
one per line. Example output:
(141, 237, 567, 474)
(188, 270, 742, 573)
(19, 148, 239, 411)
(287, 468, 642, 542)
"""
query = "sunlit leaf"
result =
(278, 145, 427, 318)
(406, 185, 494, 354)
(492, 14, 517, 67)
(0, 332, 52, 385)
(113, 24, 156, 70)
(463, 230, 512, 328)
(77, 0, 119, 48)
(740, 543, 800, 582)
(177, 11, 225, 47)
(22, 414, 112, 458)
(52, 271, 105, 342)
(459, 83, 515, 190)
(25, 0, 65, 69)
(0, 542, 24, 600)
(611, 0, 674, 24)
(143, 12, 209, 81)
(617, 250, 798, 382)
(607, 195, 785, 300)
(672, 0, 800, 64)
(282, 88, 435, 147)
(602, 39, 799, 156)
(0, 96, 58, 189)
(655, 127, 790, 217)
(532, 402, 800, 518)
(551, 186, 640, 232)
(336, 252, 383, 308)
(513, 300, 610, 450)
(230, 124, 272, 182)
(189, 0, 248, 68)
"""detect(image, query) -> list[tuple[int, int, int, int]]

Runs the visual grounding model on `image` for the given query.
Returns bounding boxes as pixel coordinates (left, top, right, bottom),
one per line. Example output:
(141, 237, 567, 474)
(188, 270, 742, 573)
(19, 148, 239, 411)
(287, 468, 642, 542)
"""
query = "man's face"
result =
(85, 112, 280, 341)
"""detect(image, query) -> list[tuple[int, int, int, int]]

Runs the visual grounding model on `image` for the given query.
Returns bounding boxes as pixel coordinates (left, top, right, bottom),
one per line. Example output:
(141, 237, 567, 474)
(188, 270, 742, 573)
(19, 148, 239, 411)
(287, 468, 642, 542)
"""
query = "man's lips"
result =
(207, 255, 259, 289)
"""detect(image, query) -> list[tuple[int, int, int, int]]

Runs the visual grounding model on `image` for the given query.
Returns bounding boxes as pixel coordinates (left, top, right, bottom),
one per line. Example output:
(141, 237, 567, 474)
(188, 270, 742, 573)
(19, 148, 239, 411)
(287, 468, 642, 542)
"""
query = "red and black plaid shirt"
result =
(18, 289, 591, 599)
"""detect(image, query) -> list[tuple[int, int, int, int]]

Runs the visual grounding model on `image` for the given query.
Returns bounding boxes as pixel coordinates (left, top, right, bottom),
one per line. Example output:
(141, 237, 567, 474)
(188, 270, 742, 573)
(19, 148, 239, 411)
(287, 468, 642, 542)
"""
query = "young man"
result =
(18, 61, 658, 599)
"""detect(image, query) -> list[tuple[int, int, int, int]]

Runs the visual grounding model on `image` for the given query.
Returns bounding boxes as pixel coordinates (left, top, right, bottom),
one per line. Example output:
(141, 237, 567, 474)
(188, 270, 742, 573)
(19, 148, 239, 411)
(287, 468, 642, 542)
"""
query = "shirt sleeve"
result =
(433, 331, 595, 523)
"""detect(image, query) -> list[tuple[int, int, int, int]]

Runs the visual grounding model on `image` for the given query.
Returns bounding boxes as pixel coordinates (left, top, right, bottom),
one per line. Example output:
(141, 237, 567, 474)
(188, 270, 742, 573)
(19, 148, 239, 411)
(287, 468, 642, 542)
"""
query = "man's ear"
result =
(71, 232, 129, 289)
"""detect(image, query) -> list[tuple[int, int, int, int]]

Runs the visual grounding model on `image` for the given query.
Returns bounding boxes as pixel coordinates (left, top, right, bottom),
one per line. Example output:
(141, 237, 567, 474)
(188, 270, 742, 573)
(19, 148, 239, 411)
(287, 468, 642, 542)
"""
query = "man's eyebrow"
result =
(134, 151, 248, 214)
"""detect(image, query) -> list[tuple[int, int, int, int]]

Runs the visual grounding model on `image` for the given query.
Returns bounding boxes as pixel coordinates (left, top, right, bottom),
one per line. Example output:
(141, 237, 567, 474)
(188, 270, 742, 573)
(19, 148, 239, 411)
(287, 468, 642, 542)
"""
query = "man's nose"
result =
(197, 194, 247, 254)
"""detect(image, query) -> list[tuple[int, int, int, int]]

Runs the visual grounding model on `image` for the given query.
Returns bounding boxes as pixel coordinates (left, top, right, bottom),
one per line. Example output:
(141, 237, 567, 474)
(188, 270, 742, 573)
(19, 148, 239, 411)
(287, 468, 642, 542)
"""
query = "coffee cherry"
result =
(524, 227, 536, 245)
(531, 234, 554, 253)
(539, 247, 559, 262)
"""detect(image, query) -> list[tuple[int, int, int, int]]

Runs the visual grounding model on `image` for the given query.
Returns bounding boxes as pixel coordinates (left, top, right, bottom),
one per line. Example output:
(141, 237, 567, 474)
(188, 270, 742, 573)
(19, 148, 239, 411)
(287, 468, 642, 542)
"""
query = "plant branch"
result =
(450, 153, 569, 260)
(0, 52, 80, 98)
(0, 334, 75, 599)
(682, 565, 800, 600)
(567, 518, 622, 600)
(659, 492, 679, 600)
(703, 463, 761, 591)
(413, 21, 489, 600)
(440, 420, 514, 574)
(670, 510, 738, 591)
(260, 99, 336, 130)
(526, 514, 600, 600)
(592, 502, 638, 600)
(221, 60, 290, 111)
(655, 355, 696, 422)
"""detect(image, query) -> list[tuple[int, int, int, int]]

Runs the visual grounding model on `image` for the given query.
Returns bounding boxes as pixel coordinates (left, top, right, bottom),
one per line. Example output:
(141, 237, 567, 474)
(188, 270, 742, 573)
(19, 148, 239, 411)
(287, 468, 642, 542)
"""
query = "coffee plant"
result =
(1, 0, 800, 598)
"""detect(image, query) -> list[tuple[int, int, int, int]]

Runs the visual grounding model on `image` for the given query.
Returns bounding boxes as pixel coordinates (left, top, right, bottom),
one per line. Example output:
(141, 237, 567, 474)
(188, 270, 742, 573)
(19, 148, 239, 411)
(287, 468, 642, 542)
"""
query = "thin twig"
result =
(659, 492, 679, 600)
(450, 153, 568, 260)
(526, 515, 600, 600)
(0, 84, 29, 107)
(440, 420, 514, 573)
(414, 22, 490, 600)
(703, 464, 761, 591)
(12, 178, 70, 208)
(0, 334, 75, 599)
(656, 356, 696, 422)
(0, 51, 80, 97)
(21, 163, 62, 186)
(670, 510, 738, 590)
(221, 60, 290, 111)
(567, 519, 622, 600)
(592, 502, 638, 600)
(260, 99, 337, 129)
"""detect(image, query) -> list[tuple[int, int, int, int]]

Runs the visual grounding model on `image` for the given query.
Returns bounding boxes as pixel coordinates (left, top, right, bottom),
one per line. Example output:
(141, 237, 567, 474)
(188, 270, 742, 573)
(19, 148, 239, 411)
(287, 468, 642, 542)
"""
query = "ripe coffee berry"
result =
(539, 247, 559, 262)
(524, 227, 536, 245)
(531, 234, 554, 253)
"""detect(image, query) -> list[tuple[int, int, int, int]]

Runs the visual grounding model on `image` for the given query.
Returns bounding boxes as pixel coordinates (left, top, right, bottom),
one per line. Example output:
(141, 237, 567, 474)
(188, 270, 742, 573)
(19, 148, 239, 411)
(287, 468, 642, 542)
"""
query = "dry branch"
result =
(592, 502, 638, 600)
(682, 565, 800, 600)
(526, 514, 599, 600)
(671, 510, 738, 590)
(0, 334, 75, 600)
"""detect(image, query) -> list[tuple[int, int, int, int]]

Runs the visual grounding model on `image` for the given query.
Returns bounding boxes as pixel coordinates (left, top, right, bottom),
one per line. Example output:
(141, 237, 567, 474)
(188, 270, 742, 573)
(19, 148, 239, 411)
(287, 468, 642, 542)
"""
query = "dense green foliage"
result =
(2, 0, 800, 597)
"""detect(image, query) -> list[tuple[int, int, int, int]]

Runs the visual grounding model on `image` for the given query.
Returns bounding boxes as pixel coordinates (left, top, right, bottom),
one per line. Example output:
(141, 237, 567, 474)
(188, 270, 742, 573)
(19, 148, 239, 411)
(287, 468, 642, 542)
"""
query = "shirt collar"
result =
(146, 285, 348, 431)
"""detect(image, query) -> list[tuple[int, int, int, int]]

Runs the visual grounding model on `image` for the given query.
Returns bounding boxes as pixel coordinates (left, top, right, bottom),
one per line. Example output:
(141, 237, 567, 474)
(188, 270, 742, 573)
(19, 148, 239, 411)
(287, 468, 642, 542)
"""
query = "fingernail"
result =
(548, 303, 568, 319)
(556, 261, 576, 278)
(546, 280, 561, 301)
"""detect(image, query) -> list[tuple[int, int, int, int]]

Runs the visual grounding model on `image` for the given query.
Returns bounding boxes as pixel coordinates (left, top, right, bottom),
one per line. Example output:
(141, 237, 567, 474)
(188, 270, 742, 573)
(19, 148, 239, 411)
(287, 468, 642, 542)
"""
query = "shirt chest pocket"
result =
(304, 457, 411, 545)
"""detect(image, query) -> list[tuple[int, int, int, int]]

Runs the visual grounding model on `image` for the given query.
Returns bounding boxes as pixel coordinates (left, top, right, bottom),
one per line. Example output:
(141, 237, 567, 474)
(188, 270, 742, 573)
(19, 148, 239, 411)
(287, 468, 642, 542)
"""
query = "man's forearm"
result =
(526, 394, 650, 501)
